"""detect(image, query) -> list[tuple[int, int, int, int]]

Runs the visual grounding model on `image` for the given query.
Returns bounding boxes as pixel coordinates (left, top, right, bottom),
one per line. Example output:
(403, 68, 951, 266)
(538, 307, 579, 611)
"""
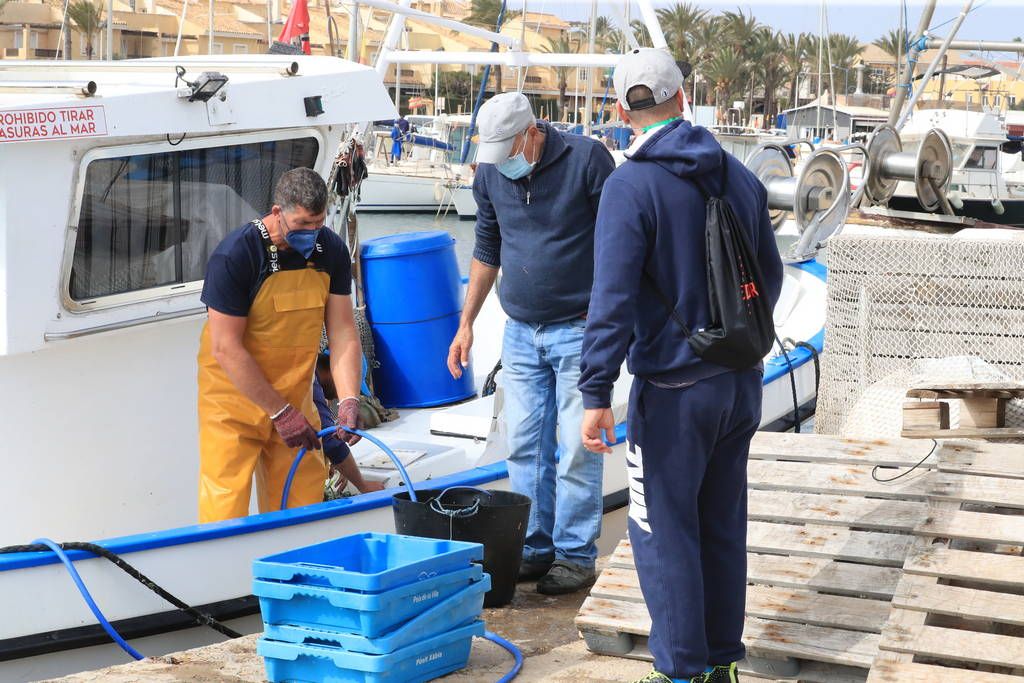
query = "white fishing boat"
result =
(888, 107, 1024, 225)
(0, 8, 829, 680)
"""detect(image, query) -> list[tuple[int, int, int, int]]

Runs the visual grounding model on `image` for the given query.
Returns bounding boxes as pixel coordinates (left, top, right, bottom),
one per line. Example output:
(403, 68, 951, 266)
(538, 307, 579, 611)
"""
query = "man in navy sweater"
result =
(579, 50, 783, 683)
(447, 92, 615, 594)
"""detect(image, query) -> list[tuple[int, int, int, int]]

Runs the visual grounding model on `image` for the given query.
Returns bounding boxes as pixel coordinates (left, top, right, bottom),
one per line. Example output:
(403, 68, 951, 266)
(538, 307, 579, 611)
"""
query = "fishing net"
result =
(815, 224, 1024, 436)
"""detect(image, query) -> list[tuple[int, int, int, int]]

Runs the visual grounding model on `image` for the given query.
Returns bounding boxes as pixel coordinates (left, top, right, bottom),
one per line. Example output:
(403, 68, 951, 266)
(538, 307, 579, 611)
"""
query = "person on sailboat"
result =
(196, 167, 365, 522)
(578, 49, 783, 683)
(447, 91, 616, 595)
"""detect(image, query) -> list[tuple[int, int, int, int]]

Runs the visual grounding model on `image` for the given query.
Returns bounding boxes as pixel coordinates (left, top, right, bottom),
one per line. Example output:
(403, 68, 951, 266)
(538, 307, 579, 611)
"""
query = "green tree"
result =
(68, 0, 103, 60)
(751, 28, 790, 127)
(780, 32, 812, 109)
(689, 16, 723, 105)
(629, 19, 652, 48)
(464, 0, 521, 94)
(541, 34, 581, 122)
(431, 70, 474, 114)
(656, 2, 707, 64)
(0, 0, 9, 18)
(705, 46, 748, 118)
(594, 15, 622, 52)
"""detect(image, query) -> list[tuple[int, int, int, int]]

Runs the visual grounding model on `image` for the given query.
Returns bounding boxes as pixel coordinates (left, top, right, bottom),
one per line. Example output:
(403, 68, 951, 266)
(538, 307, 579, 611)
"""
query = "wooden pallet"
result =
(576, 432, 1024, 683)
(902, 381, 1024, 440)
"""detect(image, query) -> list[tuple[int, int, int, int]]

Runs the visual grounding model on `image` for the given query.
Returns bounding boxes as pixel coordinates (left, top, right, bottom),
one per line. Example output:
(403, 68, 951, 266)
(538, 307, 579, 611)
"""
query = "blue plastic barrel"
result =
(361, 231, 475, 408)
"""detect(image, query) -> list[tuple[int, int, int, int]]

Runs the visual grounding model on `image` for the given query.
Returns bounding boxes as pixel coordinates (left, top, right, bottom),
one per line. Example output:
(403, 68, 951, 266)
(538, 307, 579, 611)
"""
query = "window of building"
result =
(233, 43, 248, 54)
(69, 137, 319, 303)
(1010, 96, 1018, 107)
(983, 95, 989, 107)
(15, 31, 39, 49)
(577, 68, 588, 81)
(212, 42, 224, 54)
(966, 94, 973, 105)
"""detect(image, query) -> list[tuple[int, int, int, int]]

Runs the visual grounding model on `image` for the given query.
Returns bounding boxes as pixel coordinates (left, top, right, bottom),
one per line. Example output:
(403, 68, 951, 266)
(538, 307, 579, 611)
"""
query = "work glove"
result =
(272, 405, 321, 451)
(336, 396, 363, 446)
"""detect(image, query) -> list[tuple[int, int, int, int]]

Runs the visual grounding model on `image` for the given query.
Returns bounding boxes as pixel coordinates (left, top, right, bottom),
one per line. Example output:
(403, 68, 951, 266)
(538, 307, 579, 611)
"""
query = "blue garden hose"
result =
(32, 537, 145, 661)
(485, 630, 524, 682)
(281, 426, 418, 510)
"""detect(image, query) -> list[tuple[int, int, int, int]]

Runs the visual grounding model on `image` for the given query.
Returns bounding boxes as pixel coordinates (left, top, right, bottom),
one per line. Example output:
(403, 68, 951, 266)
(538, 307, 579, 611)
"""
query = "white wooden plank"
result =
(929, 472, 1024, 509)
(893, 574, 1024, 628)
(748, 489, 926, 531)
(915, 508, 1024, 546)
(868, 657, 1024, 682)
(904, 545, 1024, 588)
(879, 618, 1024, 669)
(939, 440, 1024, 480)
(747, 461, 931, 501)
(747, 522, 913, 567)
(749, 432, 937, 468)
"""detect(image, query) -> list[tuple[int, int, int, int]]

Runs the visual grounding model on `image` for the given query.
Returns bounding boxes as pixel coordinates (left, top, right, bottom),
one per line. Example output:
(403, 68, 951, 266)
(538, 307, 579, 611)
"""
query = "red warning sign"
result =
(0, 105, 107, 143)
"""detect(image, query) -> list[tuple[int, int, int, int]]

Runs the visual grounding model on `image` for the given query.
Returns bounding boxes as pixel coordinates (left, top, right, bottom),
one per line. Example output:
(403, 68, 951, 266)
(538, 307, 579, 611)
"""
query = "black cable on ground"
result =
(872, 439, 939, 483)
(0, 542, 243, 639)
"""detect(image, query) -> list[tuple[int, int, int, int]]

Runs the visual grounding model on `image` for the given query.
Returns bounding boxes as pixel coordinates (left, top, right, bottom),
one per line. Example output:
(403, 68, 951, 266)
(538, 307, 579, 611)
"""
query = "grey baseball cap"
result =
(476, 92, 536, 164)
(613, 48, 684, 111)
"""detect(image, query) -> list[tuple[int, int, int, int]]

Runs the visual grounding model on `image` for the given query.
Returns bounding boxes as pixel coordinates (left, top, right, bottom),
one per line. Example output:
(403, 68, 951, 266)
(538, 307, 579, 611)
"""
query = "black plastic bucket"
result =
(392, 487, 531, 607)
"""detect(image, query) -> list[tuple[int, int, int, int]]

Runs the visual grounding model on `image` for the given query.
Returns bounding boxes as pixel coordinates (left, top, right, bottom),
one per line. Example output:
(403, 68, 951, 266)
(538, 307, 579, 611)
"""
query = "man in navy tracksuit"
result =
(579, 49, 783, 683)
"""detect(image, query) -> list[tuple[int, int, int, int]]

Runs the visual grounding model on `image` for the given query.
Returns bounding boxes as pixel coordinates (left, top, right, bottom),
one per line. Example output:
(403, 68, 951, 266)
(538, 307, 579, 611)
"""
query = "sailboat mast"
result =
(583, 0, 597, 135)
(887, 0, 936, 125)
(815, 0, 824, 136)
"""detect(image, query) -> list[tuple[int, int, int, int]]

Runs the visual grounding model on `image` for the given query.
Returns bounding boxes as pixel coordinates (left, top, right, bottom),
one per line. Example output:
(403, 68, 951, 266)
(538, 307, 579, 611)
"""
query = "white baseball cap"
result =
(613, 48, 684, 111)
(476, 92, 536, 164)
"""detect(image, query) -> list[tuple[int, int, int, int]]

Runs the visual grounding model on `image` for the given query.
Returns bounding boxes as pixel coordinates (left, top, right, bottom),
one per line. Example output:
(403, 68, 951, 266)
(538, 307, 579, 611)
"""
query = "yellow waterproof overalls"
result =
(197, 219, 330, 522)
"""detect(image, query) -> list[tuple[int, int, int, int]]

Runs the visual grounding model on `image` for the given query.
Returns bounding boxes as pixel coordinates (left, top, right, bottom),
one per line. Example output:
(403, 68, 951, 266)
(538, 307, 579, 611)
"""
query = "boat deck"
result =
(577, 432, 1024, 682)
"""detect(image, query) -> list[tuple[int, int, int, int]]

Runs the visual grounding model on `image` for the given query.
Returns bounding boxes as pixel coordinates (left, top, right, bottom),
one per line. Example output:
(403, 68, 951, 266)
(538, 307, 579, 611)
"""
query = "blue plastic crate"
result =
(253, 533, 483, 592)
(258, 620, 484, 683)
(262, 574, 491, 654)
(255, 565, 483, 638)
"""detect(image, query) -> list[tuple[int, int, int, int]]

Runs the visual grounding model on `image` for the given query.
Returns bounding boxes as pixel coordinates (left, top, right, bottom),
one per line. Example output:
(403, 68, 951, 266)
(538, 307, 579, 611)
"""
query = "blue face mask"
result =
(284, 228, 319, 259)
(497, 136, 537, 180)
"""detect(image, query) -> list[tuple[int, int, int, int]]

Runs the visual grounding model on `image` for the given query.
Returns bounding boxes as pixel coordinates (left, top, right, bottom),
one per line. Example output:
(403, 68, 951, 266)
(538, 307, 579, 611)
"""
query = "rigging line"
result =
(55, 0, 72, 60)
(928, 0, 991, 33)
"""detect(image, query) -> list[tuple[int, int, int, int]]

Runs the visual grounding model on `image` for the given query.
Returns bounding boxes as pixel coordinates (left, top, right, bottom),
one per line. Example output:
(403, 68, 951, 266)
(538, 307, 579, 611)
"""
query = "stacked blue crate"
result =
(254, 532, 490, 683)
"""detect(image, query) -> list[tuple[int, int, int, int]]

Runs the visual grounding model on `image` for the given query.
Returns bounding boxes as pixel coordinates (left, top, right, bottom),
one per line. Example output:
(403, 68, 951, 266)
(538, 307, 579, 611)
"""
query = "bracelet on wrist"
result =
(339, 395, 360, 404)
(269, 404, 291, 421)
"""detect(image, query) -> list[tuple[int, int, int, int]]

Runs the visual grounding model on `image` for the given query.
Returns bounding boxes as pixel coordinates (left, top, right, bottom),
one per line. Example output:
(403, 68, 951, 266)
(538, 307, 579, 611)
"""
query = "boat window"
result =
(964, 146, 998, 170)
(69, 137, 319, 301)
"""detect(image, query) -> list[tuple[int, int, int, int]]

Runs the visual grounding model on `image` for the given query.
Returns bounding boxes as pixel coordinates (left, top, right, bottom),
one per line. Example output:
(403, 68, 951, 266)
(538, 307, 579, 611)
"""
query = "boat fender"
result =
(947, 191, 964, 210)
(992, 198, 1005, 215)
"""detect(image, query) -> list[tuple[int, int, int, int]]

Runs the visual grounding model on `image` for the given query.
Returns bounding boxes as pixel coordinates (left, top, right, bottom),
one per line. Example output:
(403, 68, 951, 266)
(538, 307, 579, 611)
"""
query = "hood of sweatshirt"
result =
(628, 118, 724, 180)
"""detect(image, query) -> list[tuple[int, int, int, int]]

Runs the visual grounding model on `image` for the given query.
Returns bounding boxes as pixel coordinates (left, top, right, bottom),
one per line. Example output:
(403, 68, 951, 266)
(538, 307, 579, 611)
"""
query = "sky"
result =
(544, 1, 1024, 47)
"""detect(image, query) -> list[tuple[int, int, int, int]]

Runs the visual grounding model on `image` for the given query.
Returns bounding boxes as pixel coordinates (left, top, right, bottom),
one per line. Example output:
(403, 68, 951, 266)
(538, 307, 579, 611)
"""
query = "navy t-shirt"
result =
(201, 221, 352, 316)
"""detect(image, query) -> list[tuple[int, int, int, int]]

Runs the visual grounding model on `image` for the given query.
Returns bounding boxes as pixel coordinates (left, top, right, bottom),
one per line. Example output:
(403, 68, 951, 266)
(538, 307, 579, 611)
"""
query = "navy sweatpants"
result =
(626, 369, 762, 678)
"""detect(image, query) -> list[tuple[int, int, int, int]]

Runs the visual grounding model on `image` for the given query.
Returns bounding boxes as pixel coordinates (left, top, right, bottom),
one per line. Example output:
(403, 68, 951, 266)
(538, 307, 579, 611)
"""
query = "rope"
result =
(775, 334, 802, 433)
(481, 359, 502, 397)
(0, 541, 243, 639)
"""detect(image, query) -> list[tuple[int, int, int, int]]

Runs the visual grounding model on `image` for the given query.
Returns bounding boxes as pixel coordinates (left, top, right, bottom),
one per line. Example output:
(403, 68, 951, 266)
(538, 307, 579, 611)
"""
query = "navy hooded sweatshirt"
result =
(578, 119, 784, 410)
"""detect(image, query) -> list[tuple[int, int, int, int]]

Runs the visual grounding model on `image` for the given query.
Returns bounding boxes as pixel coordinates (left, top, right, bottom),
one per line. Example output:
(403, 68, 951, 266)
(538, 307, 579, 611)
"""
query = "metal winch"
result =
(745, 143, 852, 262)
(862, 124, 953, 213)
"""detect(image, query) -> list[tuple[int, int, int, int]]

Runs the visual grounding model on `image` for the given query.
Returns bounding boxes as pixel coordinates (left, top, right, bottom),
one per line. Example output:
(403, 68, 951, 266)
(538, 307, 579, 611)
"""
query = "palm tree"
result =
(656, 2, 707, 64)
(689, 16, 723, 105)
(541, 34, 580, 122)
(594, 15, 622, 53)
(781, 32, 814, 108)
(751, 28, 790, 127)
(873, 28, 908, 88)
(0, 0, 9, 18)
(629, 19, 652, 48)
(67, 0, 103, 60)
(464, 0, 521, 94)
(705, 47, 748, 120)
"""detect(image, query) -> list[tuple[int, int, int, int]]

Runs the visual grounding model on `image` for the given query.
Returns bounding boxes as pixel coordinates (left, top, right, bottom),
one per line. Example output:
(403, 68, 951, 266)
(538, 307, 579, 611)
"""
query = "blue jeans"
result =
(501, 318, 603, 569)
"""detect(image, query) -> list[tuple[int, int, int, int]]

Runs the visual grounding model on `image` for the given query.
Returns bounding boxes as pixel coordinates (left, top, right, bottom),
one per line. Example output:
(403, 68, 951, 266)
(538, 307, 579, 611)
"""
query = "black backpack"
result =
(647, 150, 776, 370)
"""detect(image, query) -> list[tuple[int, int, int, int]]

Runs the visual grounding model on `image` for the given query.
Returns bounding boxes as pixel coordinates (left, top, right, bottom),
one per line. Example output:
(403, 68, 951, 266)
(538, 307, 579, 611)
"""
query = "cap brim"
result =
(475, 136, 516, 165)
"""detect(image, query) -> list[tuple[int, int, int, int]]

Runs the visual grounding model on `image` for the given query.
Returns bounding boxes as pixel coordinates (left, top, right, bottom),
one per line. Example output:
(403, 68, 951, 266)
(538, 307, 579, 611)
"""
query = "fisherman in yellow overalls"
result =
(196, 167, 367, 523)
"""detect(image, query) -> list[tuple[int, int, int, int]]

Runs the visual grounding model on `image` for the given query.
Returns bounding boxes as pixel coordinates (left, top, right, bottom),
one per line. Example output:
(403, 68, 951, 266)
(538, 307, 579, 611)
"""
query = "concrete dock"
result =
(44, 563, 654, 683)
